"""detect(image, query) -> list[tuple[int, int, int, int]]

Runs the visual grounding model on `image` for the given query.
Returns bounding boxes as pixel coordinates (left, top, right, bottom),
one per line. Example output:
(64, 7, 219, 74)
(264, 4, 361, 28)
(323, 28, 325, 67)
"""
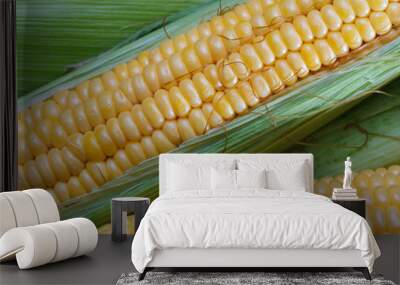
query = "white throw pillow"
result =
(212, 168, 236, 190)
(238, 159, 309, 191)
(236, 169, 267, 189)
(167, 163, 212, 191)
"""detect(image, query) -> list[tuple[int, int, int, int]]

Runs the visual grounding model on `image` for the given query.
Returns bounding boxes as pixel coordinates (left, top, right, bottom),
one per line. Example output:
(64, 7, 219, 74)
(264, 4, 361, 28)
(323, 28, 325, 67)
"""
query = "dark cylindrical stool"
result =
(111, 197, 150, 242)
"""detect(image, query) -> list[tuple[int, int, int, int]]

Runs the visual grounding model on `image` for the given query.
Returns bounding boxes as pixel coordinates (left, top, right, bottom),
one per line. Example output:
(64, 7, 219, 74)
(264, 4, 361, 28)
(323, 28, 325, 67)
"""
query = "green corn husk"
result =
(58, 39, 400, 226)
(291, 79, 400, 179)
(16, 0, 209, 96)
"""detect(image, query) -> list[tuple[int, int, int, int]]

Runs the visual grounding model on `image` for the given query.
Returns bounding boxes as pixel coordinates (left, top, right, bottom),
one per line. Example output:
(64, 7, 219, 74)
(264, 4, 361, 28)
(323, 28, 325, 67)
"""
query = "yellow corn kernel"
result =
(89, 77, 104, 97)
(168, 87, 191, 117)
(131, 74, 152, 102)
(208, 35, 228, 62)
(173, 34, 189, 51)
(67, 176, 87, 198)
(94, 125, 117, 157)
(192, 72, 215, 102)
(300, 43, 322, 71)
(286, 52, 310, 78)
(113, 150, 133, 171)
(222, 11, 239, 27)
(251, 73, 272, 98)
(293, 15, 315, 42)
(321, 5, 343, 30)
(307, 10, 329, 38)
(169, 53, 189, 79)
(262, 67, 284, 92)
(70, 105, 90, 133)
(83, 131, 106, 162)
(35, 153, 57, 187)
(24, 160, 46, 188)
(61, 147, 84, 176)
(202, 103, 224, 128)
(157, 59, 175, 87)
(327, 32, 350, 56)
(86, 162, 108, 185)
(66, 133, 85, 162)
(113, 63, 129, 81)
(194, 38, 214, 65)
(234, 4, 252, 21)
(226, 89, 249, 114)
(143, 64, 161, 93)
(280, 0, 302, 18)
(106, 118, 126, 148)
(386, 3, 400, 27)
(54, 182, 70, 203)
(76, 81, 90, 101)
(127, 60, 143, 77)
(125, 142, 146, 165)
(240, 44, 264, 72)
(181, 47, 202, 73)
(188, 109, 208, 135)
(267, 30, 288, 58)
(162, 120, 182, 145)
(333, 0, 356, 23)
(154, 90, 176, 120)
(101, 71, 119, 90)
(341, 23, 363, 49)
(142, 97, 165, 129)
(351, 0, 371, 16)
(213, 92, 236, 120)
(275, 59, 298, 85)
(355, 18, 377, 42)
(204, 64, 224, 90)
(48, 148, 71, 182)
(179, 79, 203, 108)
(105, 159, 123, 180)
(97, 91, 117, 121)
(280, 23, 303, 51)
(253, 37, 276, 65)
(229, 52, 250, 80)
(219, 60, 239, 88)
(369, 11, 392, 34)
(152, 130, 176, 153)
(177, 117, 198, 141)
(78, 169, 98, 192)
(237, 81, 260, 107)
(197, 22, 212, 38)
(314, 39, 337, 65)
(140, 137, 159, 158)
(118, 112, 142, 142)
(127, 107, 153, 141)
(247, 0, 264, 15)
(137, 50, 151, 66)
(264, 4, 283, 25)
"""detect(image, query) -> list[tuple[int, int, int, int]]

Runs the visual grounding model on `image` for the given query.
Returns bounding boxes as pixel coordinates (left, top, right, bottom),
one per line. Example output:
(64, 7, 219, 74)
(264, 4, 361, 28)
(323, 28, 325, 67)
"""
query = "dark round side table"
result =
(111, 197, 150, 242)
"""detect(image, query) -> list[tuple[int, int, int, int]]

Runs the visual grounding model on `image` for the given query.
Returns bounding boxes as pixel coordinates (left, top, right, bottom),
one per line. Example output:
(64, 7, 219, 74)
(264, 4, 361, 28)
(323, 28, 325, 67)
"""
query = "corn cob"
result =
(314, 165, 400, 234)
(18, 0, 400, 201)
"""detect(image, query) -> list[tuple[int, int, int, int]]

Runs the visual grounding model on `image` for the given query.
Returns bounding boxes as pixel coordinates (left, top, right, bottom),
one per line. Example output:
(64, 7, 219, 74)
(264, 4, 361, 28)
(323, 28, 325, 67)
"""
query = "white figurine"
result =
(343, 157, 353, 190)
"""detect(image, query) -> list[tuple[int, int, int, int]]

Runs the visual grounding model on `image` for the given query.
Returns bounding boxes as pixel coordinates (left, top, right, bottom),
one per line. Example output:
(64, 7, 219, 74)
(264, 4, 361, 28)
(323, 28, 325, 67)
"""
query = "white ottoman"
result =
(0, 189, 98, 269)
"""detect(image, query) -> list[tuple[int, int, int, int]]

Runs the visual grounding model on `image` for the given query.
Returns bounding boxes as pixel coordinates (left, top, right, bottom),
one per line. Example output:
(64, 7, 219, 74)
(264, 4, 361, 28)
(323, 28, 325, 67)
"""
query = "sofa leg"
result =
(138, 268, 147, 281)
(354, 267, 371, 280)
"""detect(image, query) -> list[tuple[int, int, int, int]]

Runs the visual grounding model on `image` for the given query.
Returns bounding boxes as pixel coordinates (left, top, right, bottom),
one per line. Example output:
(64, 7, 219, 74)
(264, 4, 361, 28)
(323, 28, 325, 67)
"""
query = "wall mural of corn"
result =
(293, 80, 400, 234)
(16, 0, 400, 227)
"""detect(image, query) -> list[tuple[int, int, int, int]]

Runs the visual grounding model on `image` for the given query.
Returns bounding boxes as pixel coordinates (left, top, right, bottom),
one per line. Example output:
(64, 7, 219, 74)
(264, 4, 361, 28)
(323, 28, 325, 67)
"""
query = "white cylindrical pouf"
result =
(0, 226, 57, 269)
(0, 192, 39, 227)
(67, 218, 98, 257)
(0, 196, 17, 237)
(42, 221, 79, 262)
(24, 189, 60, 223)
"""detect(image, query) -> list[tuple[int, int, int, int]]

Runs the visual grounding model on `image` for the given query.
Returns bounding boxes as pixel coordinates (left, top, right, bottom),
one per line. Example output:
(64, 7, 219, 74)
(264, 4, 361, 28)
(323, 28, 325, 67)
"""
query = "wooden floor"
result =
(0, 235, 398, 285)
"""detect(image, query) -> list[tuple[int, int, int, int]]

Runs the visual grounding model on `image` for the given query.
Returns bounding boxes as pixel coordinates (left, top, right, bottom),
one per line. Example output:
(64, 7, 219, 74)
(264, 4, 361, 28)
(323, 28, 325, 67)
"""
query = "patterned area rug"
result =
(116, 272, 395, 285)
